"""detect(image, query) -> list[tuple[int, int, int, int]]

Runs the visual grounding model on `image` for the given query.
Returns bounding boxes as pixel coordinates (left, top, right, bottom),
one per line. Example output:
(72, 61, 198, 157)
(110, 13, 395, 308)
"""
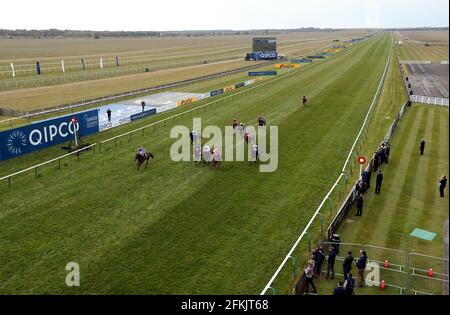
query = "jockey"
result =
(244, 131, 253, 144)
(194, 144, 202, 162)
(191, 130, 199, 144)
(252, 144, 260, 162)
(232, 119, 239, 130)
(213, 148, 222, 161)
(203, 145, 211, 162)
(258, 116, 266, 126)
(137, 147, 146, 157)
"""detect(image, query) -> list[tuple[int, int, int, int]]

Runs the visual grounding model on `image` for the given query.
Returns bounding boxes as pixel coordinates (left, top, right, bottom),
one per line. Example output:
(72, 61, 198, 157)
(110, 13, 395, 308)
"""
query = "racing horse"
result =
(212, 148, 222, 168)
(258, 115, 267, 127)
(302, 95, 308, 106)
(135, 152, 154, 170)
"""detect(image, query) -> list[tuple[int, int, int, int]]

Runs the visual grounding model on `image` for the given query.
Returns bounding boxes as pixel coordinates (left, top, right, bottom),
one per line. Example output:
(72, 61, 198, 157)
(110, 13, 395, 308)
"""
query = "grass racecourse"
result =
(0, 34, 392, 294)
(396, 30, 449, 63)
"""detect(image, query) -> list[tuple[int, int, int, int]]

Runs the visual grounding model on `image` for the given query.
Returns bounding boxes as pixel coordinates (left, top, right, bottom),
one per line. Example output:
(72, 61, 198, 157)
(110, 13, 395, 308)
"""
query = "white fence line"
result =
(260, 33, 393, 295)
(410, 95, 449, 106)
(0, 143, 97, 187)
(399, 60, 432, 65)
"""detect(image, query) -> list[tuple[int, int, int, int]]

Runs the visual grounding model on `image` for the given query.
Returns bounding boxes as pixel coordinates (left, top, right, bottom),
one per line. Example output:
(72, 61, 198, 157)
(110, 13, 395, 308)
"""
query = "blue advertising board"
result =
(291, 59, 313, 63)
(252, 51, 278, 60)
(0, 109, 99, 161)
(210, 89, 224, 97)
(234, 82, 245, 89)
(130, 108, 157, 122)
(249, 71, 277, 76)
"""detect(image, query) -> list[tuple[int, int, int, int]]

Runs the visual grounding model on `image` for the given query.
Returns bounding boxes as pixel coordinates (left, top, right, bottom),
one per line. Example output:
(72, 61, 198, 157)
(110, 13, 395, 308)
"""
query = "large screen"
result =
(252, 37, 277, 52)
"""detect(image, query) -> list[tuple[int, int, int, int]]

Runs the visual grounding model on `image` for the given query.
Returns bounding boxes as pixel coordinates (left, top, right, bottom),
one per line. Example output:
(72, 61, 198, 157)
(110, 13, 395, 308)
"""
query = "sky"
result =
(0, 0, 448, 31)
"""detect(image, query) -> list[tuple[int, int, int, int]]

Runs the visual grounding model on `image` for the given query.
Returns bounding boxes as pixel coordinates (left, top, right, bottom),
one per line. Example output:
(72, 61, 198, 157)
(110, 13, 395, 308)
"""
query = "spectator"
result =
(356, 250, 368, 287)
(439, 175, 447, 198)
(344, 273, 356, 295)
(361, 170, 371, 190)
(333, 281, 346, 296)
(106, 108, 112, 122)
(304, 261, 317, 293)
(326, 246, 336, 280)
(355, 180, 367, 196)
(343, 251, 354, 280)
(384, 143, 391, 164)
(315, 245, 325, 278)
(420, 139, 426, 156)
(373, 151, 380, 172)
(355, 194, 364, 217)
(141, 100, 146, 112)
(380, 147, 387, 164)
(375, 170, 384, 195)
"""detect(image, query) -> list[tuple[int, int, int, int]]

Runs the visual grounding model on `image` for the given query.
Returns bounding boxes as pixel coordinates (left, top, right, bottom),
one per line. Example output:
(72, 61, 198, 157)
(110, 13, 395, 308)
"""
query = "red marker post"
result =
(358, 156, 367, 177)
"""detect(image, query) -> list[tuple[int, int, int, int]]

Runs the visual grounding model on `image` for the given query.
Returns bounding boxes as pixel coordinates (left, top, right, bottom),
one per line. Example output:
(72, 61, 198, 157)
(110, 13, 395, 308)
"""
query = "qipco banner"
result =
(0, 109, 99, 161)
(253, 51, 278, 60)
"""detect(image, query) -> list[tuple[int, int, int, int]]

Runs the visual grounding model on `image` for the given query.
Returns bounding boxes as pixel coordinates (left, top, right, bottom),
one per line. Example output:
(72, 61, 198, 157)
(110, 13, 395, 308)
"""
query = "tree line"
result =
(0, 27, 350, 39)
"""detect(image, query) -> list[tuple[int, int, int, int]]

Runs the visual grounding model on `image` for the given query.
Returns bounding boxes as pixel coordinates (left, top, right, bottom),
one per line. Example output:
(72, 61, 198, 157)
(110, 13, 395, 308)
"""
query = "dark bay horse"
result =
(135, 152, 154, 170)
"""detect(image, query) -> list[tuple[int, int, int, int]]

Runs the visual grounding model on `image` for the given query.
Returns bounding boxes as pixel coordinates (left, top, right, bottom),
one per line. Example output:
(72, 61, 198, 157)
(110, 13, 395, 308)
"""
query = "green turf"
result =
(0, 34, 391, 294)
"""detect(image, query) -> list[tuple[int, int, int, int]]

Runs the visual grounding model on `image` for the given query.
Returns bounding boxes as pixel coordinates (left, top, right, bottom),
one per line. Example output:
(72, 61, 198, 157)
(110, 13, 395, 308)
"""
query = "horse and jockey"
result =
(302, 95, 308, 107)
(201, 145, 221, 168)
(258, 115, 266, 127)
(134, 147, 154, 170)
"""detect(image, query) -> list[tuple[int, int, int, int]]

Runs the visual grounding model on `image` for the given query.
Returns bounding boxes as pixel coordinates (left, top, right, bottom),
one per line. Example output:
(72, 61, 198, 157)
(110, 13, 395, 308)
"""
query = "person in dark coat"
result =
(141, 100, 146, 112)
(333, 281, 346, 295)
(373, 151, 381, 172)
(375, 170, 384, 195)
(314, 245, 325, 278)
(106, 108, 112, 122)
(344, 273, 356, 295)
(355, 194, 364, 216)
(361, 170, 371, 190)
(326, 246, 336, 279)
(439, 175, 447, 198)
(420, 139, 426, 156)
(343, 251, 354, 280)
(356, 250, 368, 287)
(384, 143, 391, 164)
